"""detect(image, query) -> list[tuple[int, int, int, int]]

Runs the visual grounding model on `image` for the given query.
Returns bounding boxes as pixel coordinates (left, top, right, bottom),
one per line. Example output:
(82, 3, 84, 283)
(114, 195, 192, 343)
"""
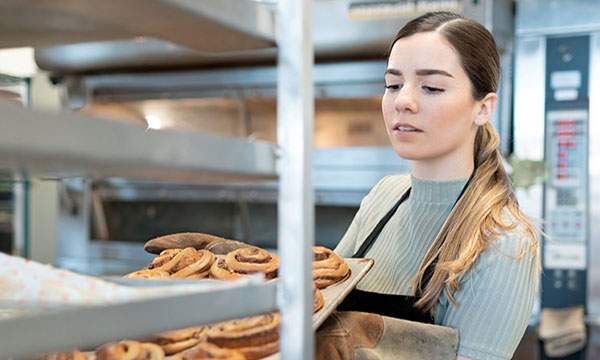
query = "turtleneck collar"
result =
(409, 175, 469, 203)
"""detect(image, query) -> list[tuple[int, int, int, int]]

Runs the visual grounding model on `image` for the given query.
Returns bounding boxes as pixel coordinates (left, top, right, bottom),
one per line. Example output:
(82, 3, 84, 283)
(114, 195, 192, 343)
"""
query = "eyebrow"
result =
(385, 68, 454, 78)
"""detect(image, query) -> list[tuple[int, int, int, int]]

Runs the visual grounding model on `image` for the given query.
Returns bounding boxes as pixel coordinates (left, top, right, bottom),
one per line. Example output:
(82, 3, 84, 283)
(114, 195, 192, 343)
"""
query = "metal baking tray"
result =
(262, 258, 374, 360)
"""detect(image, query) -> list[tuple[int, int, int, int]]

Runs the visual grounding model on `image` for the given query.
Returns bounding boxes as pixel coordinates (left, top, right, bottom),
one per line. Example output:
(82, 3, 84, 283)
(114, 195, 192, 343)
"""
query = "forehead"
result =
(387, 31, 463, 74)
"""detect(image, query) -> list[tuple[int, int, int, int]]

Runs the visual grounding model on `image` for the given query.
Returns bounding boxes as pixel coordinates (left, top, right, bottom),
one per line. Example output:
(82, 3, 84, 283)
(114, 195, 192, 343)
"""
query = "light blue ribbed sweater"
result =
(335, 174, 538, 360)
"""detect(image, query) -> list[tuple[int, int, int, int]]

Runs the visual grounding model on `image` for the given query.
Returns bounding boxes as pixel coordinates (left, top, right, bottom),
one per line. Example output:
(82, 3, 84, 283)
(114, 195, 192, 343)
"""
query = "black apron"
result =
(337, 173, 475, 324)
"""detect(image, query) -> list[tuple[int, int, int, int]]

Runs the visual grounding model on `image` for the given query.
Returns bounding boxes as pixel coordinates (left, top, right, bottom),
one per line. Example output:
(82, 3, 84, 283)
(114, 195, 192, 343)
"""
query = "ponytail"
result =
(413, 123, 540, 314)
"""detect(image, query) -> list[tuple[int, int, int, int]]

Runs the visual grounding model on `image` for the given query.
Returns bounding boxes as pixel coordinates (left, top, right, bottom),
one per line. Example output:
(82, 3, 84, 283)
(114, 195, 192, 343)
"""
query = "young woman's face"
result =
(382, 31, 481, 169)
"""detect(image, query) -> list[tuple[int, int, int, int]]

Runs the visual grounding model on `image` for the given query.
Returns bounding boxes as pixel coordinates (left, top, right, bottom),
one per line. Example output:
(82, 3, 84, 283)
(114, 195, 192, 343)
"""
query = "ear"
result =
(473, 92, 497, 126)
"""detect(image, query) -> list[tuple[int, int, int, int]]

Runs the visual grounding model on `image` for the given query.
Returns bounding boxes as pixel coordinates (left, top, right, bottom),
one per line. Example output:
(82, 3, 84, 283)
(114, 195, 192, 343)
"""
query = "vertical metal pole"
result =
(277, 0, 314, 359)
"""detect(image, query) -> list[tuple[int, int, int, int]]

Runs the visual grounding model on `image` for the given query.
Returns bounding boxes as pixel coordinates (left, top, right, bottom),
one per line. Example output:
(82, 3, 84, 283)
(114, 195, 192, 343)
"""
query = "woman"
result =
(334, 11, 539, 360)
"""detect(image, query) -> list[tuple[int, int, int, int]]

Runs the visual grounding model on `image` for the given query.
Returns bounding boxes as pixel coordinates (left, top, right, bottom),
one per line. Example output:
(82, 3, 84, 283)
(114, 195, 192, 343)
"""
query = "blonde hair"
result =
(389, 12, 540, 314)
(413, 122, 540, 314)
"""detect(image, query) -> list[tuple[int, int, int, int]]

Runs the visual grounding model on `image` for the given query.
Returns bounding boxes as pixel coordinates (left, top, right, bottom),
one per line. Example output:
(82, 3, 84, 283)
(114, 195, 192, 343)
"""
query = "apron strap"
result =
(351, 187, 411, 259)
(351, 170, 477, 292)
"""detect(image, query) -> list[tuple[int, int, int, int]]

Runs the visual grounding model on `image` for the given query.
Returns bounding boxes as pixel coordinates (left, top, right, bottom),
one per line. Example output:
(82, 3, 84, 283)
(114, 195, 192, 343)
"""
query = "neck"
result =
(411, 154, 474, 181)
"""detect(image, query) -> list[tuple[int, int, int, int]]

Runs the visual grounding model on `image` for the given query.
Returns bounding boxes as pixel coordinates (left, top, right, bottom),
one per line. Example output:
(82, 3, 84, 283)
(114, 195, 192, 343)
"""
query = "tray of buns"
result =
(12, 240, 373, 360)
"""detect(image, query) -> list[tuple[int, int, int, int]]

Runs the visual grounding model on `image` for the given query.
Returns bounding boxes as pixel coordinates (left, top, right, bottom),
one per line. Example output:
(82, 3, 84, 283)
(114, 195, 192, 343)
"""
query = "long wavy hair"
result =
(387, 12, 540, 314)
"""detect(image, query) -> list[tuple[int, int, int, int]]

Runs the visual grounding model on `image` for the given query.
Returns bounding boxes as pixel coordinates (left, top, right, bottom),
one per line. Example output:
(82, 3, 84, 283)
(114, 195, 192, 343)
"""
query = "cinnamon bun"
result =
(123, 269, 170, 280)
(149, 326, 209, 355)
(312, 246, 349, 289)
(210, 248, 278, 280)
(172, 342, 246, 360)
(314, 285, 324, 313)
(208, 313, 279, 360)
(96, 340, 164, 360)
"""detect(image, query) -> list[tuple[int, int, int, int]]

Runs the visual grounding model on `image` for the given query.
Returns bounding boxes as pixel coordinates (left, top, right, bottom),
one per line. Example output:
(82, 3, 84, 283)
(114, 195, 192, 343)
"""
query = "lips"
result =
(392, 122, 422, 132)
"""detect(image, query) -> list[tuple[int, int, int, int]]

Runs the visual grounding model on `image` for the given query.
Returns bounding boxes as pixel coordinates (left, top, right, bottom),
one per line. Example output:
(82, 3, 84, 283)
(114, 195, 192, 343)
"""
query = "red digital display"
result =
(557, 119, 576, 126)
(557, 129, 576, 138)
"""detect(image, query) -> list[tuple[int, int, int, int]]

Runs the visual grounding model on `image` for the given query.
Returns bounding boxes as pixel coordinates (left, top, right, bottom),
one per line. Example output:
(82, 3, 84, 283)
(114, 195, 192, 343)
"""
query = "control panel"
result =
(542, 35, 589, 309)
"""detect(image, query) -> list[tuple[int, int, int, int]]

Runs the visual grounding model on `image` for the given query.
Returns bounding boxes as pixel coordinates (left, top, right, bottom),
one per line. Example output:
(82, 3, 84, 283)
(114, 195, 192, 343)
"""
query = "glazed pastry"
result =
(151, 248, 200, 274)
(149, 248, 185, 269)
(314, 285, 324, 313)
(149, 326, 209, 355)
(169, 250, 216, 279)
(172, 342, 246, 360)
(312, 246, 349, 289)
(148, 247, 215, 279)
(208, 313, 279, 360)
(123, 269, 170, 279)
(210, 248, 278, 280)
(96, 340, 164, 360)
(40, 349, 87, 360)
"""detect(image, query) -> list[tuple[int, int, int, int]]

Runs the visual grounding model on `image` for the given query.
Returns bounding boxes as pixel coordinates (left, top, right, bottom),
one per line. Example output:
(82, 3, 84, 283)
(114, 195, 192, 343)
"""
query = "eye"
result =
(422, 86, 444, 94)
(385, 84, 403, 91)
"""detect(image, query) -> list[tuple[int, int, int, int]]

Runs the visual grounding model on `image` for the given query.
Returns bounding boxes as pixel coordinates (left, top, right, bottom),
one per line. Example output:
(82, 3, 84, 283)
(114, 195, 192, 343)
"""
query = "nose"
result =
(394, 85, 418, 113)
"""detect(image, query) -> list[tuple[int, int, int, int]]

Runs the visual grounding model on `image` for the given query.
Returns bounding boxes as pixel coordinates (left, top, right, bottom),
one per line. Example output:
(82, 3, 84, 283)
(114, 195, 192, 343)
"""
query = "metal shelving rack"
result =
(0, 1, 315, 359)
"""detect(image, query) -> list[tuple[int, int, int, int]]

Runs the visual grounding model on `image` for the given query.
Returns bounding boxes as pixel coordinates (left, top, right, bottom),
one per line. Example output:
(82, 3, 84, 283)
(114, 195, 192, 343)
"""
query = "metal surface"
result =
(0, 103, 277, 184)
(0, 0, 275, 52)
(588, 32, 600, 319)
(33, 0, 512, 74)
(512, 32, 546, 324)
(276, 0, 314, 358)
(0, 279, 278, 358)
(86, 146, 406, 201)
(263, 258, 375, 360)
(516, 0, 600, 37)
(311, 259, 374, 330)
(541, 35, 590, 309)
(63, 60, 387, 104)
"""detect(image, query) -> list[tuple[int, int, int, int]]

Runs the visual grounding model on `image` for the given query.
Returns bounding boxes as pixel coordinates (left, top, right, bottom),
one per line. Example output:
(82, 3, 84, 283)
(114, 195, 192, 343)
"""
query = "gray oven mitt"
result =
(143, 232, 252, 255)
(316, 311, 459, 360)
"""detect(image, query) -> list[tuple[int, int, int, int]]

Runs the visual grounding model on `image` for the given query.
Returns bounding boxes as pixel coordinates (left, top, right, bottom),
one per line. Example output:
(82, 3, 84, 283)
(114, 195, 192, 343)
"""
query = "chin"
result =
(391, 147, 421, 161)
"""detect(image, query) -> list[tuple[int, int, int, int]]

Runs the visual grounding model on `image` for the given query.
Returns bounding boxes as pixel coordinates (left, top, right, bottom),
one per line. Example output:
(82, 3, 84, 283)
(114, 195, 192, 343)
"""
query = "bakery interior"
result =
(1, 0, 600, 359)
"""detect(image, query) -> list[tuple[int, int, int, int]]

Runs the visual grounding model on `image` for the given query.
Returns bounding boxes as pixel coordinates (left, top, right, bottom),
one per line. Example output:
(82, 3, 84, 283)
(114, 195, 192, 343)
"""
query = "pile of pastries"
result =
(42, 240, 349, 360)
(41, 312, 279, 360)
(123, 246, 349, 289)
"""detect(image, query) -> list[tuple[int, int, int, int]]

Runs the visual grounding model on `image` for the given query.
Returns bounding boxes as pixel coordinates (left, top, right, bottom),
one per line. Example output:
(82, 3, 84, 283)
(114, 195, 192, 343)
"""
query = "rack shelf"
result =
(0, 0, 313, 358)
(0, 104, 277, 184)
(0, 0, 275, 52)
(0, 279, 277, 359)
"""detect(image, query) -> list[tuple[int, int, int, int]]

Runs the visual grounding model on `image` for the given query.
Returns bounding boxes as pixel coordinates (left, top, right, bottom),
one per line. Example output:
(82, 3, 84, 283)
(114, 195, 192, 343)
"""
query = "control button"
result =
(575, 221, 581, 228)
(554, 280, 563, 288)
(567, 280, 577, 290)
(558, 161, 567, 169)
(554, 270, 563, 278)
(551, 221, 556, 227)
(559, 140, 568, 148)
(559, 150, 568, 159)
(568, 270, 577, 278)
(558, 172, 567, 180)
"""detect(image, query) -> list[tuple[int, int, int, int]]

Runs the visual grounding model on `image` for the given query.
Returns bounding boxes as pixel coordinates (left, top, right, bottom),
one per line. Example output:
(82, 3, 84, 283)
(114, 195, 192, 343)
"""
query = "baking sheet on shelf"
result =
(262, 258, 373, 360)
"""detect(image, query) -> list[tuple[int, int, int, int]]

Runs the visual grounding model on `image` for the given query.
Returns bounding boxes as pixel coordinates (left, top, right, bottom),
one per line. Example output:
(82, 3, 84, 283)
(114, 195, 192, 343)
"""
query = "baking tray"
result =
(311, 258, 373, 330)
(262, 258, 374, 360)
(58, 258, 373, 359)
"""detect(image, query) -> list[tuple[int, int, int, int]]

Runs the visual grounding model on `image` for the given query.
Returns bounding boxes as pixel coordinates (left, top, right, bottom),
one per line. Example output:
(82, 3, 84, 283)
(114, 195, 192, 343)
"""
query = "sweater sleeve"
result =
(437, 229, 539, 360)
(334, 176, 390, 257)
